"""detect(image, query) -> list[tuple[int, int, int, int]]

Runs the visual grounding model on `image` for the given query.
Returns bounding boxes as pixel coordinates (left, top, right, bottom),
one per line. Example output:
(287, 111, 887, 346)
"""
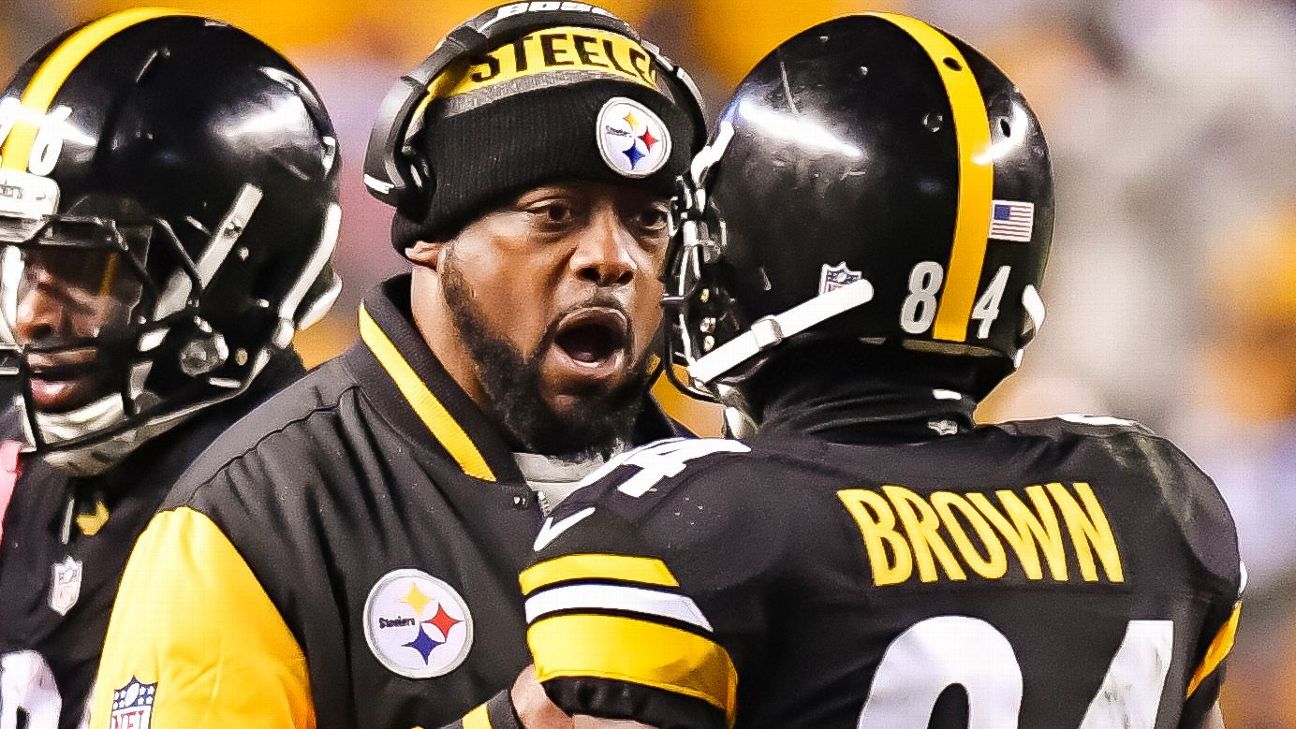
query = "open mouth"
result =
(22, 349, 103, 410)
(553, 307, 630, 370)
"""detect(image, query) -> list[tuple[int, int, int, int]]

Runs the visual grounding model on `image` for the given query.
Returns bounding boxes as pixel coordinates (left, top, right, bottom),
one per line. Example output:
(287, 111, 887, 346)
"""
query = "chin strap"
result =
(33, 393, 171, 477)
(686, 278, 876, 385)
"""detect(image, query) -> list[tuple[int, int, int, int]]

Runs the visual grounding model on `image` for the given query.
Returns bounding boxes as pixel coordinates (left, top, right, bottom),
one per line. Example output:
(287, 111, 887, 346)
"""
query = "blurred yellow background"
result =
(3, 0, 1295, 724)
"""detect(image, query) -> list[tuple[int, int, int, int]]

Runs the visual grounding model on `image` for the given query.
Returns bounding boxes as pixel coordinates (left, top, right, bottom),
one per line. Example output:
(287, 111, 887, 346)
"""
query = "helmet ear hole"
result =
(178, 330, 228, 377)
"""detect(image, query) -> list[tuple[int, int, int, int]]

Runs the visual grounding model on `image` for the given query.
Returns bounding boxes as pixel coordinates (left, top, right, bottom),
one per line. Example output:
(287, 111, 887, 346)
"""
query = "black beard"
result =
(441, 258, 648, 459)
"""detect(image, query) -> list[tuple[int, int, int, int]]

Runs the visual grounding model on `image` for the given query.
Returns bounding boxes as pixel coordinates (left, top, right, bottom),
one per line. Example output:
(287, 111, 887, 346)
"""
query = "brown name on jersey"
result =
(837, 482, 1124, 587)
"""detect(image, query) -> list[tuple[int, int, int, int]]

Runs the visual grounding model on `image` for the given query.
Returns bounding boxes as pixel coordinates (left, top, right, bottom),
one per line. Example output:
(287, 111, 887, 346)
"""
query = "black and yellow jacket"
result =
(94, 275, 686, 729)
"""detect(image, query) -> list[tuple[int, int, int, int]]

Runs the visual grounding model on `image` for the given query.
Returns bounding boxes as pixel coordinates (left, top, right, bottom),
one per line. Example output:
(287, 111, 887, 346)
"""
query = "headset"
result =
(363, 2, 709, 215)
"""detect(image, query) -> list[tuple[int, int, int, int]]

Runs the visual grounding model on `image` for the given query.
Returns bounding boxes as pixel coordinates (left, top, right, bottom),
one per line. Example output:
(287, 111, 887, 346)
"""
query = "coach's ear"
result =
(405, 240, 446, 271)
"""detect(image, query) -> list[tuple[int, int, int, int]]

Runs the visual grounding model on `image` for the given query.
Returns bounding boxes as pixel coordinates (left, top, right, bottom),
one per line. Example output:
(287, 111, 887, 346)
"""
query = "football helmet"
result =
(665, 13, 1053, 407)
(0, 9, 341, 474)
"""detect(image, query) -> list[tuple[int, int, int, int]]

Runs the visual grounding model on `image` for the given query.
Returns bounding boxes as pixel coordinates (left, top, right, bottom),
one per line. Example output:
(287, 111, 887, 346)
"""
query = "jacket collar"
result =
(348, 275, 682, 484)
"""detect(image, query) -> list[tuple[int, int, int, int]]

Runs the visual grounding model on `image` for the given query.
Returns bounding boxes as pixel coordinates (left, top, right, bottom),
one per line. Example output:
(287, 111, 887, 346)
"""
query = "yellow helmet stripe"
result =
(1, 7, 193, 172)
(869, 13, 994, 343)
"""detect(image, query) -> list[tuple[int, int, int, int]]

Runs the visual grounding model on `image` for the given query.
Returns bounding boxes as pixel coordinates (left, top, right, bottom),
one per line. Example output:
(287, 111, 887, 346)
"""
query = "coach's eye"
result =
(527, 200, 580, 230)
(634, 205, 670, 233)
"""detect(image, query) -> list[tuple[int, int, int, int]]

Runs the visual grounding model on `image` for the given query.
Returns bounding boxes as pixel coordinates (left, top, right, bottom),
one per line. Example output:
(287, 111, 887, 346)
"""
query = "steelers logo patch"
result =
(363, 569, 474, 679)
(596, 97, 671, 178)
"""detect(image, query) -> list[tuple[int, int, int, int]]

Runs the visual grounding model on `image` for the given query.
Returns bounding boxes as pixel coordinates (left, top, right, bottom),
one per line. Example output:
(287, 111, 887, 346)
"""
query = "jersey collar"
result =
(759, 378, 977, 444)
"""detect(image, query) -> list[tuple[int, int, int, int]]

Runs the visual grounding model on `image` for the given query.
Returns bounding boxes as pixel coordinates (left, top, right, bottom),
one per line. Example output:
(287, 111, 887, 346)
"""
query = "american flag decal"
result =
(989, 200, 1035, 243)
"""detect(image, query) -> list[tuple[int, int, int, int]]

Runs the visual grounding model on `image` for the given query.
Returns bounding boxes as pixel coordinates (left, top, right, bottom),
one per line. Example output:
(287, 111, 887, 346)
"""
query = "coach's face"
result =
(411, 180, 669, 455)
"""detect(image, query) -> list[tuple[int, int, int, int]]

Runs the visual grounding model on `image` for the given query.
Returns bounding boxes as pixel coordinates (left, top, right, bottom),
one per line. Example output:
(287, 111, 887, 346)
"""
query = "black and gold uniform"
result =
(0, 356, 302, 729)
(522, 10, 1240, 729)
(523, 397, 1243, 729)
(0, 9, 341, 729)
(94, 277, 686, 729)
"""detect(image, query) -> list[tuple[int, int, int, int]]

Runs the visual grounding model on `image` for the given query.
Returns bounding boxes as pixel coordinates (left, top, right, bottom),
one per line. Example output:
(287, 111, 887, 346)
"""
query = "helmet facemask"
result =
(0, 11, 344, 475)
(661, 161, 740, 403)
(0, 196, 217, 469)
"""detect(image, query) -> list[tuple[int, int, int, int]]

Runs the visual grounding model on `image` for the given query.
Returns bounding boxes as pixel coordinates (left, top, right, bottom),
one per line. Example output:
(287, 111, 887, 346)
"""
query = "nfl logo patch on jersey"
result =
(49, 555, 82, 616)
(819, 262, 863, 294)
(109, 677, 156, 729)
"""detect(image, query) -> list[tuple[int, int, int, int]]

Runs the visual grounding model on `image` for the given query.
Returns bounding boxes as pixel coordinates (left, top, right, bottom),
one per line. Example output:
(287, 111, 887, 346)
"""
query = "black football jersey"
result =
(0, 454, 167, 729)
(0, 354, 303, 729)
(524, 417, 1242, 729)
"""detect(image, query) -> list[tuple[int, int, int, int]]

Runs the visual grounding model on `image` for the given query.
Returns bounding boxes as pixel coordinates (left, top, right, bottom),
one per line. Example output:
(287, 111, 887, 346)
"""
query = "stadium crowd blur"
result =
(2, 0, 1294, 725)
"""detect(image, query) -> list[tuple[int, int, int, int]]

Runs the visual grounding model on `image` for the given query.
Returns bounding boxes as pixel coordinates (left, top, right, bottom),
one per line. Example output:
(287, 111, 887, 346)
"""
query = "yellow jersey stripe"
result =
(871, 13, 994, 343)
(94, 507, 314, 726)
(462, 702, 493, 729)
(2, 7, 190, 171)
(529, 613, 738, 726)
(359, 304, 495, 481)
(520, 553, 679, 596)
(1186, 601, 1242, 697)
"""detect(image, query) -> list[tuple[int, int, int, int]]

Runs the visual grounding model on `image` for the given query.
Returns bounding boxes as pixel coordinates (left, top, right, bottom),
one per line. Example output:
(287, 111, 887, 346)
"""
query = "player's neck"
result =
(742, 342, 978, 443)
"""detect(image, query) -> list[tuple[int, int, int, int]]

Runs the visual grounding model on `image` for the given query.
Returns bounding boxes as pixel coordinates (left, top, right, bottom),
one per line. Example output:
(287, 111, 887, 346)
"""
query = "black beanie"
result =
(390, 32, 699, 251)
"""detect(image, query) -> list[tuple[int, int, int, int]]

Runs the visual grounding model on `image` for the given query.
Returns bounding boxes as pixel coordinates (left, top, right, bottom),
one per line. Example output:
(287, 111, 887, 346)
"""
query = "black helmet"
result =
(0, 9, 341, 473)
(664, 12, 1053, 407)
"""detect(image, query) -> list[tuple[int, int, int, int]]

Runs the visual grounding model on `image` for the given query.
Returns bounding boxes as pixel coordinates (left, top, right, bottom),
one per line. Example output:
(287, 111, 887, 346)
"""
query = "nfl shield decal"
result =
(596, 97, 671, 178)
(819, 262, 863, 294)
(109, 677, 156, 729)
(48, 555, 82, 616)
(363, 569, 473, 679)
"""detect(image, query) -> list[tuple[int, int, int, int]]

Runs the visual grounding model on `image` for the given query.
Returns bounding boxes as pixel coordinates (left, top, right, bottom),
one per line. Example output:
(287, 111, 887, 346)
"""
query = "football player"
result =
(0, 10, 341, 729)
(521, 13, 1240, 729)
(94, 3, 706, 728)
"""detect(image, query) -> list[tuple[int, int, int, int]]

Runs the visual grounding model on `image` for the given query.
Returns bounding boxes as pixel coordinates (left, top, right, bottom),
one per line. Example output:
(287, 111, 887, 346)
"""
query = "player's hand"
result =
(511, 664, 572, 729)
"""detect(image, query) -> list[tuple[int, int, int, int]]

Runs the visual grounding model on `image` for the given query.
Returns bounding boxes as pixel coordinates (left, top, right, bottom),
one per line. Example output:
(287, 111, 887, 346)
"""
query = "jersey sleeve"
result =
(1151, 437, 1244, 728)
(93, 506, 315, 729)
(1180, 596, 1241, 728)
(521, 438, 766, 729)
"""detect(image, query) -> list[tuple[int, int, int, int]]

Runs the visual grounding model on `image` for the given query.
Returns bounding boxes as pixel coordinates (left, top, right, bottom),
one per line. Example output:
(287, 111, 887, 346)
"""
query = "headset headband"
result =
(363, 3, 707, 211)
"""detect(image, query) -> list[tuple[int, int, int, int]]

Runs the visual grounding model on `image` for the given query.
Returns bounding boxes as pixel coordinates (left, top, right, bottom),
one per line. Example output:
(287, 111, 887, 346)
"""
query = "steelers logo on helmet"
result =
(363, 569, 474, 679)
(596, 96, 671, 178)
